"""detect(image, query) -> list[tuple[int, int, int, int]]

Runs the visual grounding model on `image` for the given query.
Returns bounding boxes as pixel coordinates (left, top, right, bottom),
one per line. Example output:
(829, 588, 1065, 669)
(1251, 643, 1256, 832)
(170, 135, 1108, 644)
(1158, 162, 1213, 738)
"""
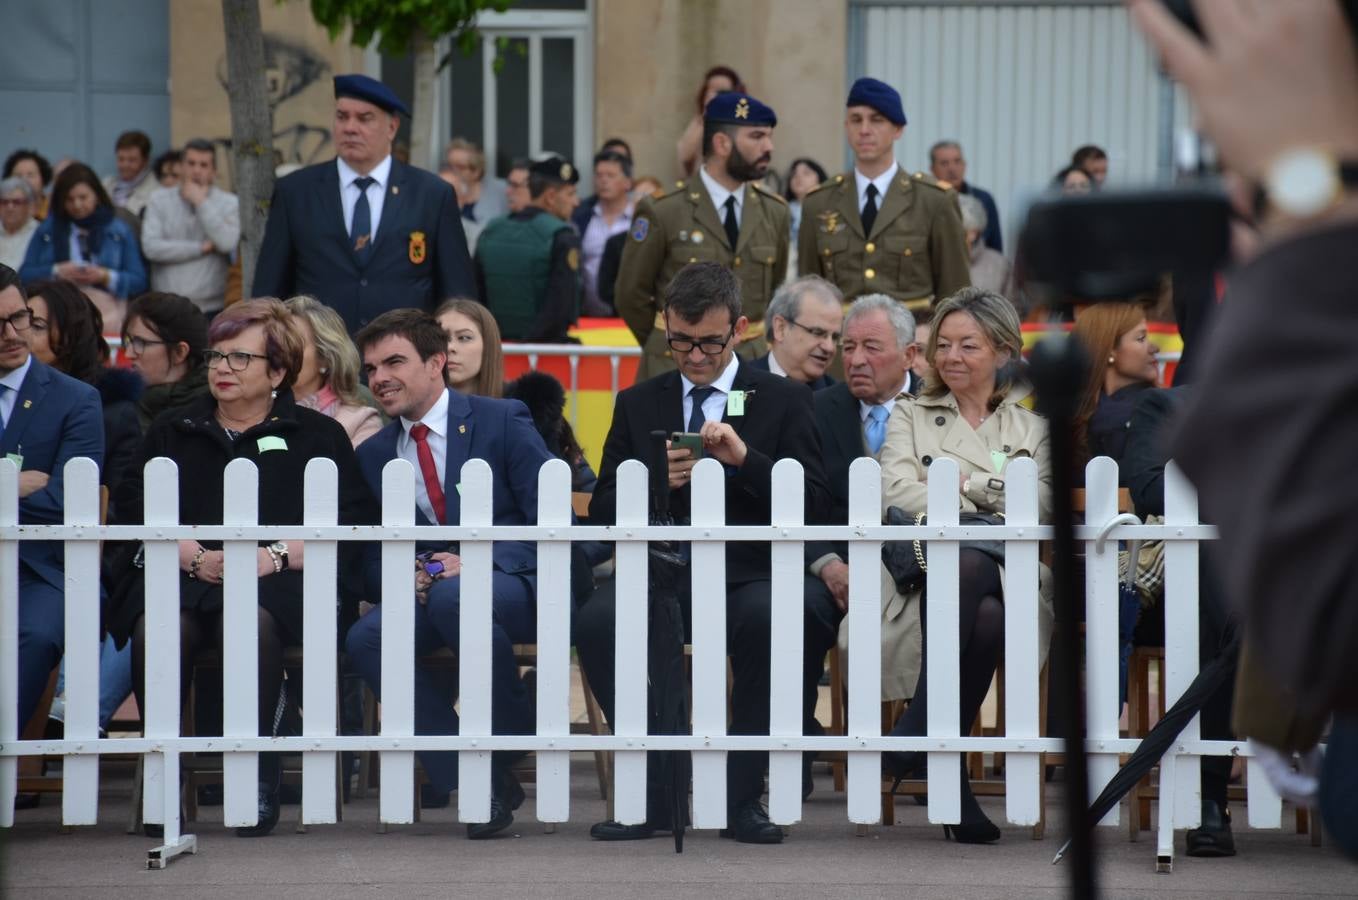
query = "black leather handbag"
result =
(881, 506, 1006, 594)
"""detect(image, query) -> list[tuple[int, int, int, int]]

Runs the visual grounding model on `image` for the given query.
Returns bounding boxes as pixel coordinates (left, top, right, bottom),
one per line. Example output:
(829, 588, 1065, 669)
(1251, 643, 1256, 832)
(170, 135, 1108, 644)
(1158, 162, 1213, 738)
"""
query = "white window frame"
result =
(437, 5, 594, 174)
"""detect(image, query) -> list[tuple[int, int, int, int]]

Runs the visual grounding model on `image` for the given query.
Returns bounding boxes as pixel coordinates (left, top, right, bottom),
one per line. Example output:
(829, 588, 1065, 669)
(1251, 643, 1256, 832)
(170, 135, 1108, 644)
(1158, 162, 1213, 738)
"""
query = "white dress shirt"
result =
(680, 355, 740, 429)
(0, 355, 33, 429)
(397, 387, 450, 524)
(580, 199, 633, 307)
(338, 155, 393, 240)
(854, 161, 899, 214)
(699, 165, 743, 231)
(766, 351, 788, 378)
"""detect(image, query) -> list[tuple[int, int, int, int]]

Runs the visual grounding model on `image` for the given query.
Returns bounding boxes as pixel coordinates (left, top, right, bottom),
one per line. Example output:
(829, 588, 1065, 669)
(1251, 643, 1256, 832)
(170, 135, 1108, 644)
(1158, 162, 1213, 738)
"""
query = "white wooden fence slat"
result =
(611, 460, 649, 825)
(1163, 462, 1202, 829)
(1002, 458, 1042, 826)
(0, 461, 19, 828)
(60, 458, 100, 825)
(458, 459, 495, 824)
(221, 459, 260, 827)
(378, 460, 416, 824)
(141, 458, 181, 833)
(1246, 748, 1283, 828)
(767, 460, 805, 825)
(845, 458, 882, 824)
(1083, 457, 1121, 826)
(301, 459, 338, 825)
(689, 457, 727, 828)
(925, 458, 961, 824)
(534, 458, 573, 823)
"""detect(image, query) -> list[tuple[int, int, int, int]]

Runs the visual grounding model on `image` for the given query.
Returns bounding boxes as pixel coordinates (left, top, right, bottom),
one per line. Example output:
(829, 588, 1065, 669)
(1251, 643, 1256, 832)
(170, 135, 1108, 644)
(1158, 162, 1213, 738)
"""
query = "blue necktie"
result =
(350, 176, 376, 262)
(0, 383, 8, 446)
(865, 404, 890, 455)
(687, 386, 717, 433)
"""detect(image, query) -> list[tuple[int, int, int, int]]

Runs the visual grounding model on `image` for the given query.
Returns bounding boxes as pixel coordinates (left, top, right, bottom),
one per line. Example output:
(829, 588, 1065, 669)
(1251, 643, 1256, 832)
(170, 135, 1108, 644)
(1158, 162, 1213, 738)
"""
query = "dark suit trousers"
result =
(345, 571, 535, 793)
(18, 572, 64, 730)
(574, 573, 841, 810)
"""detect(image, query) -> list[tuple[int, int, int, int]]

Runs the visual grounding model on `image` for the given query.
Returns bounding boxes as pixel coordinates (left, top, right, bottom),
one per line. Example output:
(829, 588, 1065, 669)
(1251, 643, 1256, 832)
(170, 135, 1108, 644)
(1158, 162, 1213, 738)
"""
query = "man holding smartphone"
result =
(575, 261, 841, 844)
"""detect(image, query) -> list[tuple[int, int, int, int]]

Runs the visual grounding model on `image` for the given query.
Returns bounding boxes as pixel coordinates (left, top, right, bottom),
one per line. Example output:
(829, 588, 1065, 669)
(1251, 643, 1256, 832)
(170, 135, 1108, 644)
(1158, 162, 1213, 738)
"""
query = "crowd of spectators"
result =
(3, 68, 1149, 848)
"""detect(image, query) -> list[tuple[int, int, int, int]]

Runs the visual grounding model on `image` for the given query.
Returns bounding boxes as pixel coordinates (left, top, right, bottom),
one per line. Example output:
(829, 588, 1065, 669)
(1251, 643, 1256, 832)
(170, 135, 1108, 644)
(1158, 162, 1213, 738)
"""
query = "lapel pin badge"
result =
(458, 424, 466, 434)
(23, 400, 32, 408)
(392, 185, 399, 195)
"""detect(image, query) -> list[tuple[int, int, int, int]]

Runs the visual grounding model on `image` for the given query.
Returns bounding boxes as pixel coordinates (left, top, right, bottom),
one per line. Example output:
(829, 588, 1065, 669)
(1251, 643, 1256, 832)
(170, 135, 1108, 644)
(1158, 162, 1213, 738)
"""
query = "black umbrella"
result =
(647, 430, 691, 852)
(1053, 628, 1241, 864)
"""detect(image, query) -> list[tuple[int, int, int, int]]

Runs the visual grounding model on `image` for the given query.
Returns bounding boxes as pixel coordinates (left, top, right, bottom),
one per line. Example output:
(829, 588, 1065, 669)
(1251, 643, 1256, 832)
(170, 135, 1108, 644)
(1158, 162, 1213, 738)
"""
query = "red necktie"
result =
(409, 423, 446, 525)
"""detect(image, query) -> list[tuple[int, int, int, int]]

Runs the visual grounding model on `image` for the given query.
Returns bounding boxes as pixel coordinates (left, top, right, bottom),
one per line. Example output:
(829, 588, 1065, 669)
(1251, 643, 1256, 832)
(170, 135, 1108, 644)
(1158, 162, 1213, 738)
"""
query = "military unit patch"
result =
(632, 217, 650, 242)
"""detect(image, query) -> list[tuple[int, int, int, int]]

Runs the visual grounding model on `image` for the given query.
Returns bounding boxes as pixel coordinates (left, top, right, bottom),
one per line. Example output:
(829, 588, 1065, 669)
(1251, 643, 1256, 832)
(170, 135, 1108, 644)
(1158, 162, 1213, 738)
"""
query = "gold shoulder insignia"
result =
(674, 180, 686, 189)
(911, 172, 953, 191)
(834, 174, 845, 184)
(751, 181, 788, 205)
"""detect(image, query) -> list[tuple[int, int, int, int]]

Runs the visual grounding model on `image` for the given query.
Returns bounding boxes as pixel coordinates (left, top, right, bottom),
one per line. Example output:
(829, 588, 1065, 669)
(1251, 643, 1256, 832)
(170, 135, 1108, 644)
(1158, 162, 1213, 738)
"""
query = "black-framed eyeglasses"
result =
(125, 335, 168, 355)
(666, 327, 735, 356)
(788, 318, 841, 344)
(203, 349, 269, 372)
(0, 309, 34, 333)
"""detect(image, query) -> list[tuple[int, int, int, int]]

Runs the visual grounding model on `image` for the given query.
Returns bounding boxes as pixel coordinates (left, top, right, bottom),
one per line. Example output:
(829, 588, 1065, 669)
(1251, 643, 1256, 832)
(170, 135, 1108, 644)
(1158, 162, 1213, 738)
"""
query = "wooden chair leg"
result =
(577, 662, 611, 802)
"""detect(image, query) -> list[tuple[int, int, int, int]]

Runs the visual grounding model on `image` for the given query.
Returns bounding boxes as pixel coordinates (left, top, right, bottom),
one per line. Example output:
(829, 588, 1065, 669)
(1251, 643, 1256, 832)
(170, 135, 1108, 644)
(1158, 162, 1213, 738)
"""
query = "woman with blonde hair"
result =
(435, 297, 504, 398)
(1071, 301, 1159, 478)
(878, 286, 1054, 844)
(284, 294, 382, 447)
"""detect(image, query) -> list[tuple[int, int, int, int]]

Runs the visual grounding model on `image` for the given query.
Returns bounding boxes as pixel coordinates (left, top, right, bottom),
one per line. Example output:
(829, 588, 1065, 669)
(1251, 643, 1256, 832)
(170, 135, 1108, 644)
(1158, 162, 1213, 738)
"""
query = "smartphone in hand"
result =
(670, 431, 704, 459)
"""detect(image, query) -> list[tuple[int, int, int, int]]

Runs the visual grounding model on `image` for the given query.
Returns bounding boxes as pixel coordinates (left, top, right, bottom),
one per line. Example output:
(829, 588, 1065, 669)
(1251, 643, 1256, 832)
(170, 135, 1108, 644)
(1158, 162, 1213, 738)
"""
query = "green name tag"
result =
(5, 452, 22, 468)
(726, 390, 746, 417)
(990, 450, 1007, 473)
(257, 436, 288, 453)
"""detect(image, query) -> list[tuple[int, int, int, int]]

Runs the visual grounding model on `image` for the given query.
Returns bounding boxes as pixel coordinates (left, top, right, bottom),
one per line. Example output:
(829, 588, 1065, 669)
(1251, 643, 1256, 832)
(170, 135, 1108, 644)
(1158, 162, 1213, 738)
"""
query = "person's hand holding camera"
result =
(1131, 0, 1358, 233)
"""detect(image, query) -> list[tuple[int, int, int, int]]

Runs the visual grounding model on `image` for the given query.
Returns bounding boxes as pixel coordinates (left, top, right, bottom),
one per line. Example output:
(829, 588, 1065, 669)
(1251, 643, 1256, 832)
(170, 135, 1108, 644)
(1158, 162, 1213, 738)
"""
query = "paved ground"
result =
(3, 759, 1354, 899)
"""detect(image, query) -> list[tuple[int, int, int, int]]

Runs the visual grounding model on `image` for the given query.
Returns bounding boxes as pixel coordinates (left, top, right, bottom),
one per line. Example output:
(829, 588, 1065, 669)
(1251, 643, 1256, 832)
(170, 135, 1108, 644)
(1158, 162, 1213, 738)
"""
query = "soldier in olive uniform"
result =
(615, 92, 789, 378)
(798, 78, 970, 317)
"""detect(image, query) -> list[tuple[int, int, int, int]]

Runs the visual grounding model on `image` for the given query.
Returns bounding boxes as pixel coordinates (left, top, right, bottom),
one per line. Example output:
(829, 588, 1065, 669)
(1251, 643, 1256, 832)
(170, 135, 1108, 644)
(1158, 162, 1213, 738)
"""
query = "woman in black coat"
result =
(110, 299, 376, 837)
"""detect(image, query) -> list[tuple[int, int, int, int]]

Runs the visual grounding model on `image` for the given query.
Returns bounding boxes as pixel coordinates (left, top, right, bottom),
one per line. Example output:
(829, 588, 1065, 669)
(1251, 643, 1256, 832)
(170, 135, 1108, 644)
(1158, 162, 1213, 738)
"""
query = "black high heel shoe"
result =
(942, 773, 1000, 844)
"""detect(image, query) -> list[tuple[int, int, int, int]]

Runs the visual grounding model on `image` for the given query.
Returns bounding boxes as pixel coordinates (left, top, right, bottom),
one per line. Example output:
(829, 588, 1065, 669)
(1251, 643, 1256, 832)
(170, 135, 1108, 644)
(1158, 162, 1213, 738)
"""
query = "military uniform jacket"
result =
(796, 169, 971, 312)
(614, 177, 790, 377)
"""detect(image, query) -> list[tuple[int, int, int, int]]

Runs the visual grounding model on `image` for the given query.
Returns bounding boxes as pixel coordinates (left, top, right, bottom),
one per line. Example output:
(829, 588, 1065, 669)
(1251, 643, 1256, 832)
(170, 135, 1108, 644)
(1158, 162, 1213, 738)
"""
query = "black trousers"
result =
(574, 573, 842, 813)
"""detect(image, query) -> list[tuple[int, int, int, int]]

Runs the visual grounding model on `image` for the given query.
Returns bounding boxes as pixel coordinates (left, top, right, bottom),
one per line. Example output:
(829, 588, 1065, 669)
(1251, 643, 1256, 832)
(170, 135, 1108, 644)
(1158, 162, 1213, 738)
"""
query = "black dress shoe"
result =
(1186, 800, 1236, 857)
(466, 766, 524, 839)
(720, 800, 784, 844)
(589, 820, 658, 841)
(235, 782, 281, 837)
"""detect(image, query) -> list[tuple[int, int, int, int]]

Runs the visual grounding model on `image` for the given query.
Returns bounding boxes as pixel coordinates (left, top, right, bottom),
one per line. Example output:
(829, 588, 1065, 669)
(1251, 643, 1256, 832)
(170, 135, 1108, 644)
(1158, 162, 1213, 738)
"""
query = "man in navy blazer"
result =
(344, 308, 553, 839)
(0, 265, 104, 729)
(252, 75, 476, 334)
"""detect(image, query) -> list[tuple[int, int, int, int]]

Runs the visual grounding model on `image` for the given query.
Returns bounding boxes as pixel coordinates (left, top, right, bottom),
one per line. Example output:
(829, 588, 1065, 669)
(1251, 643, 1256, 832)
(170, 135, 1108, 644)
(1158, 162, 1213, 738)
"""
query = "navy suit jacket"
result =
(749, 351, 836, 392)
(1, 357, 104, 591)
(355, 389, 554, 600)
(253, 158, 476, 334)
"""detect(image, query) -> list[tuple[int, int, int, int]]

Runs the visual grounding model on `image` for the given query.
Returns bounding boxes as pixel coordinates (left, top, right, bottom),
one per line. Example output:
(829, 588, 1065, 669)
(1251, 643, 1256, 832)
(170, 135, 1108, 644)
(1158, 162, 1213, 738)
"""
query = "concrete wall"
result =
(593, 0, 848, 185)
(169, 0, 365, 189)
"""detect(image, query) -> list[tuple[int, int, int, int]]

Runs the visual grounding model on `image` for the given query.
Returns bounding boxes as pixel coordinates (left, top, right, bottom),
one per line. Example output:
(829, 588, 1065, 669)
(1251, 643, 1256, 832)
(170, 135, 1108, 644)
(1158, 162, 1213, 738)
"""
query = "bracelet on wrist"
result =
(188, 547, 206, 580)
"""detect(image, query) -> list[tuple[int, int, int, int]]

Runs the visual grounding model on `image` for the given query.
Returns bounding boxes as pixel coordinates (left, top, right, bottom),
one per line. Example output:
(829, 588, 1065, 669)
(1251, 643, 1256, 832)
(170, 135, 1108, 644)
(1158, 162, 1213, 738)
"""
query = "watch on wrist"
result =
(268, 541, 290, 571)
(1265, 148, 1358, 218)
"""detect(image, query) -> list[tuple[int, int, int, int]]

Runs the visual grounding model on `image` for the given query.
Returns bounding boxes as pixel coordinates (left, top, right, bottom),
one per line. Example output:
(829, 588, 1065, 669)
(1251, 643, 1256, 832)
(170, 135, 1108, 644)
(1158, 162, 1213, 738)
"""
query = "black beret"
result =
(528, 155, 579, 186)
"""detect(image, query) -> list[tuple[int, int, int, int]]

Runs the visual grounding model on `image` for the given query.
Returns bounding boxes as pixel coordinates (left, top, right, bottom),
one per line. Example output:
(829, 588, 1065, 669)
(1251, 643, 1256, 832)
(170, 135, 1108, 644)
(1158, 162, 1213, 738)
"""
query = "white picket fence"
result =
(0, 453, 1279, 868)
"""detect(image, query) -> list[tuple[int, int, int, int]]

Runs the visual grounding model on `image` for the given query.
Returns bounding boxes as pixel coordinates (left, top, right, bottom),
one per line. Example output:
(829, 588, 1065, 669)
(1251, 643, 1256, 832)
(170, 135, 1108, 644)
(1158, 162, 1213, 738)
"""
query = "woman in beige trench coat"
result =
(876, 287, 1054, 844)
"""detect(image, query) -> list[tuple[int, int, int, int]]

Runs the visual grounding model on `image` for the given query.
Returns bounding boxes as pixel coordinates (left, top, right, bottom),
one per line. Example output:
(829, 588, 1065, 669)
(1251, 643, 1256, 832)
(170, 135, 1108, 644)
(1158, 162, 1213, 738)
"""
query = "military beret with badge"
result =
(703, 91, 778, 127)
(528, 154, 580, 187)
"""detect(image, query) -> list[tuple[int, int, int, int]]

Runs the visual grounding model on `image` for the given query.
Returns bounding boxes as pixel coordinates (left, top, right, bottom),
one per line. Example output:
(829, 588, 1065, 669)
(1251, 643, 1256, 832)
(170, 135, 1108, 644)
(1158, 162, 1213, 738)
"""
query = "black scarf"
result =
(51, 205, 116, 262)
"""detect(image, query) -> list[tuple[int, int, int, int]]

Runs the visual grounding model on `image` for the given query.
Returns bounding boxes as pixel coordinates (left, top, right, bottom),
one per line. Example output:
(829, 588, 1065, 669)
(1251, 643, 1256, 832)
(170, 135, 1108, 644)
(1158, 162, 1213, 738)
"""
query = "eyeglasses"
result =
(788, 318, 841, 344)
(124, 335, 168, 355)
(0, 308, 34, 333)
(666, 327, 735, 356)
(203, 349, 269, 371)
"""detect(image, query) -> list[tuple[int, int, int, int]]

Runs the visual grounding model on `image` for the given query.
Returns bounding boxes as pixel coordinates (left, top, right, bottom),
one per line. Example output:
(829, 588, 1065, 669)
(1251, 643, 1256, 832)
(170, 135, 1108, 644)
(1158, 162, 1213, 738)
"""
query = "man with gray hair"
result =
(141, 139, 240, 316)
(956, 193, 1011, 296)
(808, 293, 925, 699)
(929, 140, 1002, 253)
(749, 274, 843, 391)
(0, 177, 38, 271)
